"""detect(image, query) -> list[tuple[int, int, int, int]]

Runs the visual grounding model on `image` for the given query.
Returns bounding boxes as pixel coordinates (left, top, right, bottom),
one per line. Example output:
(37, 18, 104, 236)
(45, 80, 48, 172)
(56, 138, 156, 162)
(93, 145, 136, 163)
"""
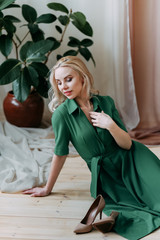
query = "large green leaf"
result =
(4, 3, 20, 9)
(36, 13, 56, 24)
(26, 40, 54, 63)
(4, 15, 20, 23)
(68, 37, 80, 47)
(24, 66, 39, 88)
(28, 23, 38, 34)
(80, 39, 93, 47)
(26, 54, 46, 64)
(0, 0, 15, 10)
(3, 18, 16, 34)
(47, 3, 69, 14)
(30, 28, 44, 42)
(30, 62, 49, 77)
(70, 12, 93, 36)
(36, 76, 50, 98)
(79, 47, 91, 61)
(79, 47, 95, 66)
(72, 20, 93, 37)
(22, 4, 37, 23)
(58, 15, 69, 26)
(20, 41, 33, 61)
(70, 12, 86, 27)
(46, 37, 60, 51)
(63, 50, 77, 57)
(0, 34, 12, 56)
(0, 59, 21, 85)
(12, 68, 31, 102)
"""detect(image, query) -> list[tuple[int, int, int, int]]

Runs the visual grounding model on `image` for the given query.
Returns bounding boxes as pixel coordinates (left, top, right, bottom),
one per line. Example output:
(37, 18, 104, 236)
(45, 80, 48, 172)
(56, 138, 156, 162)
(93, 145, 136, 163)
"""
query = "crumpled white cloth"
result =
(0, 121, 77, 193)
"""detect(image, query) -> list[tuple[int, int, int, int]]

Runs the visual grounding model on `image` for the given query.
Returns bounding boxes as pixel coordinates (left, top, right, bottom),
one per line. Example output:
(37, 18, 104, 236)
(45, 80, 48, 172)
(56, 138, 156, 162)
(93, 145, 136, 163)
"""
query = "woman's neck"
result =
(75, 96, 93, 113)
(75, 95, 90, 108)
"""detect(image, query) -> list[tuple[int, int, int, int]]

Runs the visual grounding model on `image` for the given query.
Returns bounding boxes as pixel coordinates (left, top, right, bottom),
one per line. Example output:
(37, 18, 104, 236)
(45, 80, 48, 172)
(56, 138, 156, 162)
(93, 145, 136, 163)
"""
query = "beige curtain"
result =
(129, 0, 160, 145)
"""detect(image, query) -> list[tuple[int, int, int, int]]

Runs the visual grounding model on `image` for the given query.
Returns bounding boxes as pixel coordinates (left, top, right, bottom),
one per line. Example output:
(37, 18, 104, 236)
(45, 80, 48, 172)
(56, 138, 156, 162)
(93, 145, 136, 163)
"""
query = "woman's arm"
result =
(90, 111, 132, 150)
(23, 154, 67, 197)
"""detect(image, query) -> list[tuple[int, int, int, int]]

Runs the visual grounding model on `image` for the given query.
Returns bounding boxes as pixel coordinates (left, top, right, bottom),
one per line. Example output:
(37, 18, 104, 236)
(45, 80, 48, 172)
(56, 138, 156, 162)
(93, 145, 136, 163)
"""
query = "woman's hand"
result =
(89, 111, 115, 130)
(23, 186, 50, 197)
(90, 110, 132, 150)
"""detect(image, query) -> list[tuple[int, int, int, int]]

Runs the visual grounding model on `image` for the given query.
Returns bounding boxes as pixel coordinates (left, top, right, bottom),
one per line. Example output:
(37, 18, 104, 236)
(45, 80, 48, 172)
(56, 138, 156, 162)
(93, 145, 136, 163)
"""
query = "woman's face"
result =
(55, 66, 84, 100)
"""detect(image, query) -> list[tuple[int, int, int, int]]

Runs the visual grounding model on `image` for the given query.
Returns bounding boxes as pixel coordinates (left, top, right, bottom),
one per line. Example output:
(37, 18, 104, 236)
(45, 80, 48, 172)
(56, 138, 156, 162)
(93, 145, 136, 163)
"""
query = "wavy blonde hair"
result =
(48, 56, 98, 112)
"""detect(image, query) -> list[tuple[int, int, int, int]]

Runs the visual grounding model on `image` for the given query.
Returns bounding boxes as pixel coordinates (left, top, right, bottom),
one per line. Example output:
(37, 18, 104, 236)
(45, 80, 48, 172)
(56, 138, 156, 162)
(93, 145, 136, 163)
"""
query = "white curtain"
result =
(0, 0, 139, 129)
(103, 0, 139, 130)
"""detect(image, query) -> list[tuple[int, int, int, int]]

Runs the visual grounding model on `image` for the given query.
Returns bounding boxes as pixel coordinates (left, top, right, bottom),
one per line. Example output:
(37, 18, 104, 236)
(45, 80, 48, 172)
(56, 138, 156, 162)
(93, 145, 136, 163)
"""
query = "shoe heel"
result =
(92, 211, 119, 234)
(100, 210, 102, 220)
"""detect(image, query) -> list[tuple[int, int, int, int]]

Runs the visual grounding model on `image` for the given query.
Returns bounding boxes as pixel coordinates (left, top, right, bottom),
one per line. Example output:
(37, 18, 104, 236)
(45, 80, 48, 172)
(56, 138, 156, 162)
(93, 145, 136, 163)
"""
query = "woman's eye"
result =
(66, 77, 72, 82)
(57, 81, 61, 85)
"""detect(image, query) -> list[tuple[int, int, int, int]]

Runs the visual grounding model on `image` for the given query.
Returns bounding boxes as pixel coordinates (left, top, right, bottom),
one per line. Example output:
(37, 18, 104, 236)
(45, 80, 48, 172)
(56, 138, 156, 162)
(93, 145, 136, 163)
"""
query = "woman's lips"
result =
(64, 91, 72, 96)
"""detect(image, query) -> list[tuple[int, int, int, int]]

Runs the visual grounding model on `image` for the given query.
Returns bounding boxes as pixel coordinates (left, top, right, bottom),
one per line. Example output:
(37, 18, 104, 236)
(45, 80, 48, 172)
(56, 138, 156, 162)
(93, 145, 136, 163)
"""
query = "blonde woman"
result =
(24, 56, 160, 240)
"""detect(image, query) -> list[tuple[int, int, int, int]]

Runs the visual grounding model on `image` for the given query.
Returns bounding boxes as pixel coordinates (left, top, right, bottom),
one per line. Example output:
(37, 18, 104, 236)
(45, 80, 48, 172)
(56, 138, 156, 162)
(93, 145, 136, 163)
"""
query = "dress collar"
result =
(65, 98, 79, 114)
(92, 95, 101, 111)
(65, 95, 102, 115)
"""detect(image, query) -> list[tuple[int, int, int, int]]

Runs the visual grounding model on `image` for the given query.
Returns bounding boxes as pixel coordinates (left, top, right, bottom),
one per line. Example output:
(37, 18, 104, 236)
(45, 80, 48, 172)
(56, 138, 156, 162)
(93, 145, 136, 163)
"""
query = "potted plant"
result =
(0, 0, 95, 127)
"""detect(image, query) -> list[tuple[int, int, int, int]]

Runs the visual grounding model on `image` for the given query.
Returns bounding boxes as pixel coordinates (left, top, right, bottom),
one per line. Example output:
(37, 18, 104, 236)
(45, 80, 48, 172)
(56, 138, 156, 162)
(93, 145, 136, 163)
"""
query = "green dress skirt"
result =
(52, 95, 160, 240)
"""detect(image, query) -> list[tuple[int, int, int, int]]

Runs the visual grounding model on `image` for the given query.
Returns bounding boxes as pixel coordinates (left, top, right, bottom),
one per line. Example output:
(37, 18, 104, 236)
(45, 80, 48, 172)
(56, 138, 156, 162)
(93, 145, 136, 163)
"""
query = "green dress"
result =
(51, 95, 160, 240)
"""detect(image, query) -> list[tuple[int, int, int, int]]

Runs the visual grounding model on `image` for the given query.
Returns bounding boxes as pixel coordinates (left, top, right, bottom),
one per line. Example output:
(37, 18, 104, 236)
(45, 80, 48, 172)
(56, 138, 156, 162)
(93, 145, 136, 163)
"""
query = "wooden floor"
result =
(0, 148, 160, 240)
(1, 110, 160, 239)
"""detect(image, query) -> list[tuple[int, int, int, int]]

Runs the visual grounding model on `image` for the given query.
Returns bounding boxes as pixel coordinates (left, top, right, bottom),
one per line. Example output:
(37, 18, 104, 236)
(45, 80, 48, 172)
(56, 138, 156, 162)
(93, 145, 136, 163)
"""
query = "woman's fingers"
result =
(89, 111, 99, 117)
(23, 187, 41, 195)
(23, 189, 35, 194)
(89, 111, 113, 129)
(30, 192, 41, 197)
(89, 111, 107, 117)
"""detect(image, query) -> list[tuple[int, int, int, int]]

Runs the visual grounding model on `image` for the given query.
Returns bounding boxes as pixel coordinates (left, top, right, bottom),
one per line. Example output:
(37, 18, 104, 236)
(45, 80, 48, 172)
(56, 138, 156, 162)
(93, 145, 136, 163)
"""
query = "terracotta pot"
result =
(3, 91, 44, 127)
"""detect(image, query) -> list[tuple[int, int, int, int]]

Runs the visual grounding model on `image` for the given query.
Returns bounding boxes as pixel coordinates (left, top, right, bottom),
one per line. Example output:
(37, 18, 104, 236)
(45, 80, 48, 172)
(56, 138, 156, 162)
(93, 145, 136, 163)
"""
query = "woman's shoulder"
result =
(51, 101, 68, 122)
(94, 94, 114, 105)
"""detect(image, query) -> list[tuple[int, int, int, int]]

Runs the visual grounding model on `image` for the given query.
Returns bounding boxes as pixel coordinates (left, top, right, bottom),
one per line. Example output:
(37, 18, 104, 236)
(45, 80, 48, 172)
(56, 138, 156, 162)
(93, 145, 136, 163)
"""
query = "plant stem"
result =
(60, 23, 69, 43)
(17, 31, 30, 48)
(44, 51, 51, 65)
(12, 38, 19, 59)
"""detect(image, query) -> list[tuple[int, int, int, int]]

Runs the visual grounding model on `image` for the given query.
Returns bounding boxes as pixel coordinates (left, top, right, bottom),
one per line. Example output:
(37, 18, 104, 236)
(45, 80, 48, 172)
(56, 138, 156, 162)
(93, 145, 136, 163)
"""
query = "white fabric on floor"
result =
(0, 121, 77, 193)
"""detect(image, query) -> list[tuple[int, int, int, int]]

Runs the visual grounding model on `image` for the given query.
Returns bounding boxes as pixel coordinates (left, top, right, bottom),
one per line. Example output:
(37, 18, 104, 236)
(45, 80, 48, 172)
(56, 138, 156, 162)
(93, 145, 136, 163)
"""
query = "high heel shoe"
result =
(92, 211, 119, 233)
(74, 194, 105, 234)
